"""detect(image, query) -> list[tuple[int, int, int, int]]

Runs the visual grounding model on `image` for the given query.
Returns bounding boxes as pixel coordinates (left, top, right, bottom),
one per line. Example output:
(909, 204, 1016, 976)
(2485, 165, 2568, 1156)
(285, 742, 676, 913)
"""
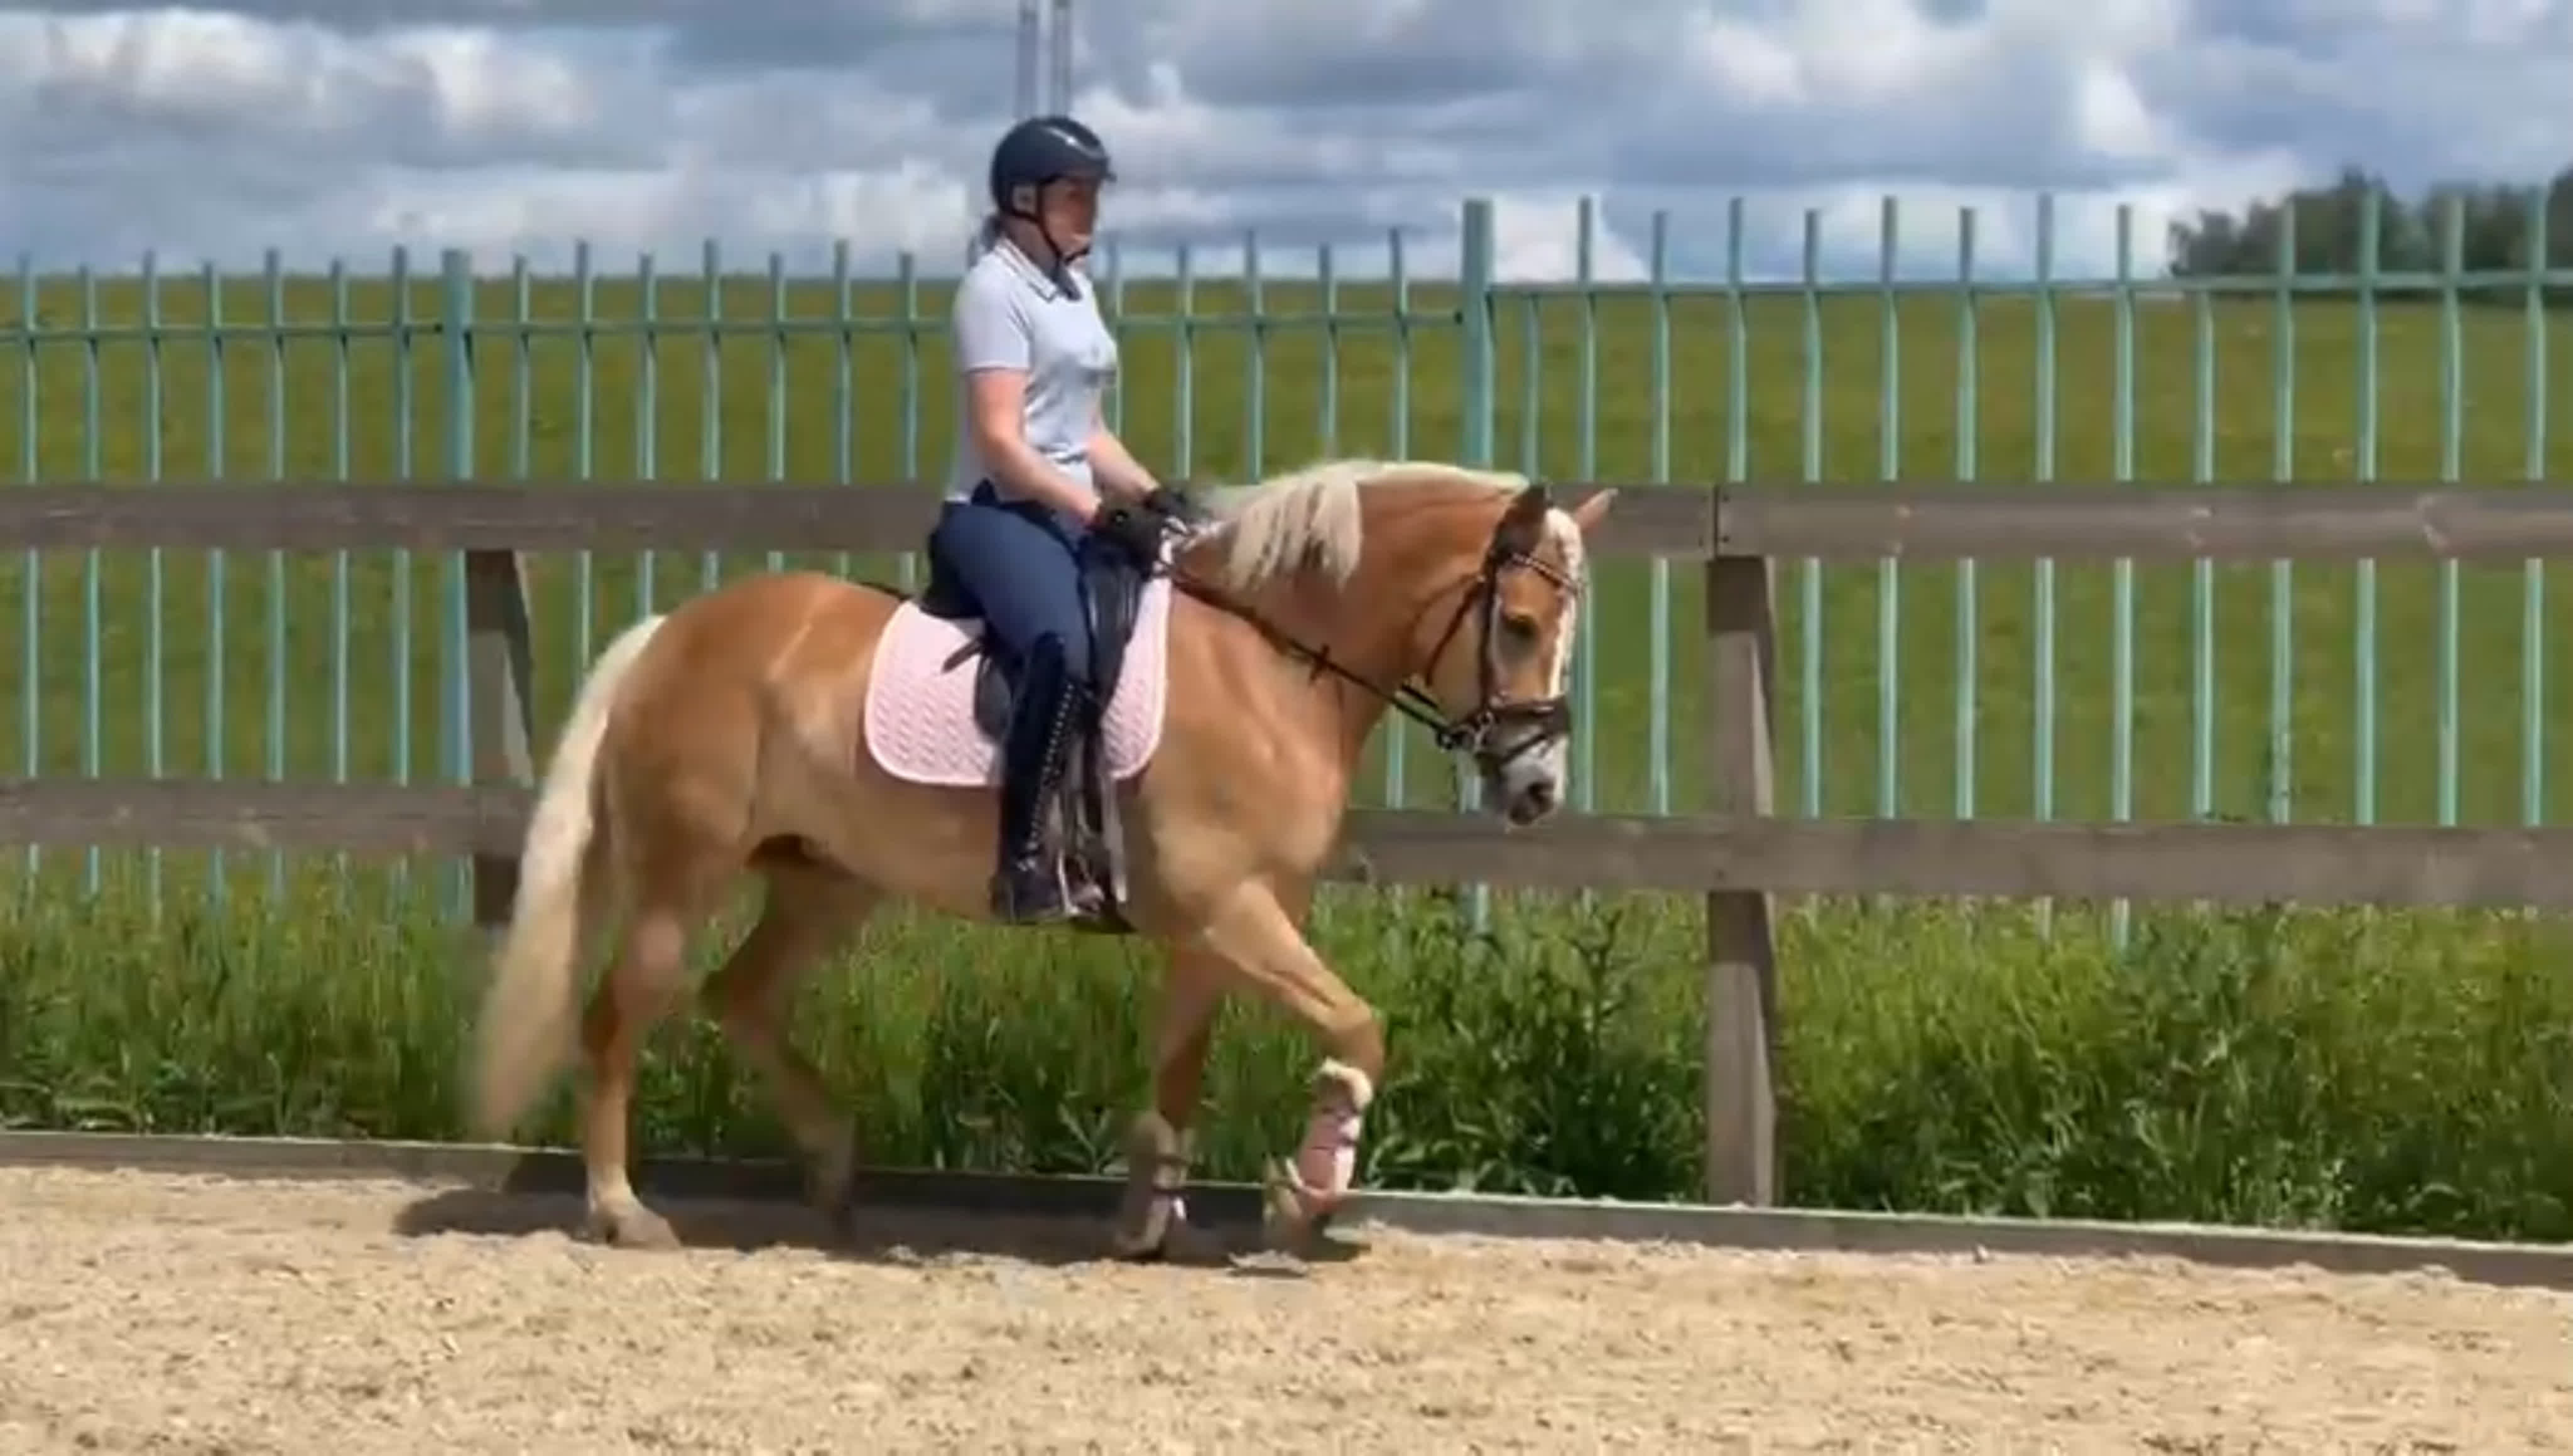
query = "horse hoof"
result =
(585, 1202, 682, 1251)
(1111, 1202, 1229, 1267)
(1109, 1195, 1174, 1261)
(808, 1129, 864, 1233)
(1259, 1158, 1334, 1258)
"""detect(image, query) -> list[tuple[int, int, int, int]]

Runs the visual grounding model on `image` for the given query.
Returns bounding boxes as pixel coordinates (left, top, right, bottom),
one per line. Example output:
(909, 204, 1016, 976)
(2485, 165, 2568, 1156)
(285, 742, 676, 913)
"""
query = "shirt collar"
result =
(990, 233, 1075, 301)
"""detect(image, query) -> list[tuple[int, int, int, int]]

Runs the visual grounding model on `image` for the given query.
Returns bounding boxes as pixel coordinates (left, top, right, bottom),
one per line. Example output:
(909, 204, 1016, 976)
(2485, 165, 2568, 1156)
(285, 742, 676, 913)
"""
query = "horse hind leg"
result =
(577, 850, 733, 1251)
(700, 852, 879, 1227)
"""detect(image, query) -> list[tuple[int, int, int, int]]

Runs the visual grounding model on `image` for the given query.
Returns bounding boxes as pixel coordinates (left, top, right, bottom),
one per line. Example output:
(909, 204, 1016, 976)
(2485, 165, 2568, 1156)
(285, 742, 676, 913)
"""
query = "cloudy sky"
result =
(1, 1, 2567, 283)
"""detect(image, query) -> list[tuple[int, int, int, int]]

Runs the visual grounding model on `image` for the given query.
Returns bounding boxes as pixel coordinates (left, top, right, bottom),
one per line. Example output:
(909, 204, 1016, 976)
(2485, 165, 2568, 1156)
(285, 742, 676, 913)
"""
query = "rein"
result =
(1148, 516, 1577, 769)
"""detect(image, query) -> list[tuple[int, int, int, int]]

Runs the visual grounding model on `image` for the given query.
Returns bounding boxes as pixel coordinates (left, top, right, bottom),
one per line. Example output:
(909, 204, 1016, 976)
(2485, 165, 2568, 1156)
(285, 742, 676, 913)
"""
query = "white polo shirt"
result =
(943, 232, 1120, 505)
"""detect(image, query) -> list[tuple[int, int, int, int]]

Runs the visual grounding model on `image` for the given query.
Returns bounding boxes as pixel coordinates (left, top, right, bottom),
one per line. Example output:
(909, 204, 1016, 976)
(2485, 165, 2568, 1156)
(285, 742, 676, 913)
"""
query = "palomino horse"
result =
(466, 457, 1614, 1259)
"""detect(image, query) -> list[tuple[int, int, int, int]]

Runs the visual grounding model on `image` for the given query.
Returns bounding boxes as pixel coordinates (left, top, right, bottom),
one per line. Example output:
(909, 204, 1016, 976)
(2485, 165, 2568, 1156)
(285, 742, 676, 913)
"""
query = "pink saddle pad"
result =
(863, 579, 1173, 789)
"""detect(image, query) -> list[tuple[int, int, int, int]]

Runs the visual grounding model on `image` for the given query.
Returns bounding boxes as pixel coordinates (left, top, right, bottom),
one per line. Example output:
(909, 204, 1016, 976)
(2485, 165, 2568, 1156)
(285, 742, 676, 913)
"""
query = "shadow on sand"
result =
(389, 1169, 1370, 1277)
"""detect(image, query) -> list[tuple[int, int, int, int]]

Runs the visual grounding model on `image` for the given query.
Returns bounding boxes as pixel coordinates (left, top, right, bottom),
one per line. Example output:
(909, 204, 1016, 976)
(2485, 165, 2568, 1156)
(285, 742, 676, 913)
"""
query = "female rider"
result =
(930, 114, 1194, 925)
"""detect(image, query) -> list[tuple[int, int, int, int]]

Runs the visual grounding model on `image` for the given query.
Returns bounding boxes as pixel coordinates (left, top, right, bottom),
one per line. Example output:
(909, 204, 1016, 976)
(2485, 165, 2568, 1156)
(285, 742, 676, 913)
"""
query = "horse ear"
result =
(1568, 488, 1617, 533)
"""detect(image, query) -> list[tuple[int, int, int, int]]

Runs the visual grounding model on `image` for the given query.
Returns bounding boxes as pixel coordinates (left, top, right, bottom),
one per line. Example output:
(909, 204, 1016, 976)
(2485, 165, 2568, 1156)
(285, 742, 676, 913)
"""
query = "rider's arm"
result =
(954, 271, 1101, 522)
(1085, 415, 1160, 503)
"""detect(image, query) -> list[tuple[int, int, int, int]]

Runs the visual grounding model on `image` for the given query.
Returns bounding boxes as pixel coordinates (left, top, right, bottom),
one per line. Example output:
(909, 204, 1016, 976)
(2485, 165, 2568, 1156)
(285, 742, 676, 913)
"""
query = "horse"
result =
(465, 457, 1615, 1260)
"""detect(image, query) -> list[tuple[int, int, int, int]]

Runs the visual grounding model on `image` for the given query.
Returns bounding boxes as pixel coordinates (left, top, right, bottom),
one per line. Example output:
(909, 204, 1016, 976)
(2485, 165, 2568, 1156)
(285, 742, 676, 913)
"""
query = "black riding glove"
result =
(1091, 501, 1172, 565)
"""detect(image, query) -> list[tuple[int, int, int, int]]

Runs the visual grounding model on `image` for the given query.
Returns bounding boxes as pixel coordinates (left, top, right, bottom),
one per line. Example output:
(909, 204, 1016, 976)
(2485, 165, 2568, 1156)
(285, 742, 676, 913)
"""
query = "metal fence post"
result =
(439, 248, 477, 919)
(1455, 197, 1496, 930)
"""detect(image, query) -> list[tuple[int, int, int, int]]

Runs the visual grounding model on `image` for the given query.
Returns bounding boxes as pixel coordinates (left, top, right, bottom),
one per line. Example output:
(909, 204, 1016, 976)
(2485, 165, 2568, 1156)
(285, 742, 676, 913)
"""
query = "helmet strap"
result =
(1003, 187, 1089, 300)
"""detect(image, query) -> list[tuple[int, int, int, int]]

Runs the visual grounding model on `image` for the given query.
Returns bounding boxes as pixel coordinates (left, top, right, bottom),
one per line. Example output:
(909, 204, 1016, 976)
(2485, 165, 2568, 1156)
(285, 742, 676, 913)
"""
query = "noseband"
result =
(1167, 507, 1580, 775)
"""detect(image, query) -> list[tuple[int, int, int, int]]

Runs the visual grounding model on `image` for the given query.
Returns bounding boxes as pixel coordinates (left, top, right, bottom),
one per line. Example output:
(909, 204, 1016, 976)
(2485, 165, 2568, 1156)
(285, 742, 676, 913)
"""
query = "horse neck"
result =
(1206, 492, 1476, 769)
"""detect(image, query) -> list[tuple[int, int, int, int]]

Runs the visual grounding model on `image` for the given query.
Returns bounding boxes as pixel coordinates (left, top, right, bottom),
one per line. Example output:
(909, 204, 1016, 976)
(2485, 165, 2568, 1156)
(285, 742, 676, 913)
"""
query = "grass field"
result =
(3, 266, 2573, 1239)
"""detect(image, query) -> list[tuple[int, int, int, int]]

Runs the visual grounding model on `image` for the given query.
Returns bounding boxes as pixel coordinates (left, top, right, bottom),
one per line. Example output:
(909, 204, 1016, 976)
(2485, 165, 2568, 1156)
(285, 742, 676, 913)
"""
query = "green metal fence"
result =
(4, 192, 2572, 913)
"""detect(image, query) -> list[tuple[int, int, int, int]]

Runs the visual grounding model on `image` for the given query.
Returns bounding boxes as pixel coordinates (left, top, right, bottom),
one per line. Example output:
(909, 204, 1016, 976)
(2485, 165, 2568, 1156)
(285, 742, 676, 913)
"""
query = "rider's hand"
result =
(1091, 501, 1172, 564)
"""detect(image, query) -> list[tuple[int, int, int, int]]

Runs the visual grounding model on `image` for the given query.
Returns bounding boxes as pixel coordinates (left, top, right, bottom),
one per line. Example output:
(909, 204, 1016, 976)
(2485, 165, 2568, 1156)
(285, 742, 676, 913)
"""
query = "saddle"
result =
(914, 535, 1158, 933)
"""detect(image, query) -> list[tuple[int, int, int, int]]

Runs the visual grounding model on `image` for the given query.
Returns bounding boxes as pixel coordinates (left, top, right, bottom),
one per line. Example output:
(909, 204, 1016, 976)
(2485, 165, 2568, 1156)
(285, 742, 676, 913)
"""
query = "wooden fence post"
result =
(1702, 491, 1782, 1205)
(463, 549, 538, 931)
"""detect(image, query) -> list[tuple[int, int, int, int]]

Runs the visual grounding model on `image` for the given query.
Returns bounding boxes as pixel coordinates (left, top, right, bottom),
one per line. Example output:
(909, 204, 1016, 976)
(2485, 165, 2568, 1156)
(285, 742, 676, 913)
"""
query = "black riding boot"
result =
(991, 636, 1085, 923)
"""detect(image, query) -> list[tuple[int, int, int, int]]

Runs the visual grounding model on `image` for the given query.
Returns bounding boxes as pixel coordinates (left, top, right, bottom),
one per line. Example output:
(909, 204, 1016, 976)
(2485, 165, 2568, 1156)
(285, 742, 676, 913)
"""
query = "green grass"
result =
(3, 269, 2573, 1239)
(3, 867, 2569, 1241)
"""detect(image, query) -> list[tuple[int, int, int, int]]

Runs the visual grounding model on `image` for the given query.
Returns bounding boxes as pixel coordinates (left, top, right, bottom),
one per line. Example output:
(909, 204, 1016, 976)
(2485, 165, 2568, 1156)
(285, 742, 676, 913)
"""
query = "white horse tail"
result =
(466, 613, 666, 1141)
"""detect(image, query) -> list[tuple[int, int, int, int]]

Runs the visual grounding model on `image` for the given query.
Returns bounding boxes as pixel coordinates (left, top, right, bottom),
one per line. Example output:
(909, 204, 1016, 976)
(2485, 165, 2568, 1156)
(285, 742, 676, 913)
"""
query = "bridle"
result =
(1158, 505, 1580, 776)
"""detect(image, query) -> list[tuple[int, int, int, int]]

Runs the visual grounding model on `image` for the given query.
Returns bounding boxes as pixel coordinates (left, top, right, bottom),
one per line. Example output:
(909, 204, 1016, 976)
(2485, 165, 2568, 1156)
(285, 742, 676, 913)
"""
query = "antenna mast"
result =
(1049, 0, 1074, 112)
(1015, 0, 1041, 117)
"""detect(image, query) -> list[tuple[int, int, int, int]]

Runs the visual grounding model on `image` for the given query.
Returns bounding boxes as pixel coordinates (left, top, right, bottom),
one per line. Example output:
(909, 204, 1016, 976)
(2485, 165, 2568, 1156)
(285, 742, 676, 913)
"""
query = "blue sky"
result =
(1, 0, 2567, 282)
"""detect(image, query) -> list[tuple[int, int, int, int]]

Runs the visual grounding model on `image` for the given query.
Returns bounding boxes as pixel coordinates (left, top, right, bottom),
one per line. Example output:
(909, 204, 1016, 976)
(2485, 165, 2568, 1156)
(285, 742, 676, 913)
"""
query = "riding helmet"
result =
(987, 115, 1116, 215)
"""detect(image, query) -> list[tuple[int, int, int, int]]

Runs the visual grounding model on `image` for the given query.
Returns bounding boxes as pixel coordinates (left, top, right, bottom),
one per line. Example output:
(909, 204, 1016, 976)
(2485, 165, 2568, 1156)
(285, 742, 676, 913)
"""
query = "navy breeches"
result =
(925, 481, 1096, 683)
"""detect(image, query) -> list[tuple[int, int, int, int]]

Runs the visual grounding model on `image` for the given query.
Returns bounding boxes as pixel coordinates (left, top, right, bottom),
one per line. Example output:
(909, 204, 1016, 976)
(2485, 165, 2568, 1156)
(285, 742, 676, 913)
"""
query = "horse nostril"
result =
(1524, 780, 1557, 812)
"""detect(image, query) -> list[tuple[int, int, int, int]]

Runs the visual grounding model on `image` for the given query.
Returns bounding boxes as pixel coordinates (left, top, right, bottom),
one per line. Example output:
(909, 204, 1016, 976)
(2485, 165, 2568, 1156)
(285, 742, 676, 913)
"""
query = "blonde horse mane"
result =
(1195, 457, 1531, 591)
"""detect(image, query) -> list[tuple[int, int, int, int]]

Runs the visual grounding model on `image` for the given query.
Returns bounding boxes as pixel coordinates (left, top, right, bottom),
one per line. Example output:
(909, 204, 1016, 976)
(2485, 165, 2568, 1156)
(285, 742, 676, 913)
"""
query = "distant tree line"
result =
(2164, 165, 2573, 302)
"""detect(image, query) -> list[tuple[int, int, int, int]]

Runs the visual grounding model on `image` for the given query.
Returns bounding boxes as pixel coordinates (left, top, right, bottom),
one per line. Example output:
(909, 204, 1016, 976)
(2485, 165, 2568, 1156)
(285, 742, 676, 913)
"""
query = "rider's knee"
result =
(1031, 622, 1093, 684)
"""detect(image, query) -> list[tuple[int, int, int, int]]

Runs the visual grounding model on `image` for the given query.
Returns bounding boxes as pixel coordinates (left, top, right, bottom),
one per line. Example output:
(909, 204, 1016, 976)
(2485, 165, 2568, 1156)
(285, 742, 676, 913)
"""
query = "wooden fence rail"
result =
(7, 477, 2572, 1208)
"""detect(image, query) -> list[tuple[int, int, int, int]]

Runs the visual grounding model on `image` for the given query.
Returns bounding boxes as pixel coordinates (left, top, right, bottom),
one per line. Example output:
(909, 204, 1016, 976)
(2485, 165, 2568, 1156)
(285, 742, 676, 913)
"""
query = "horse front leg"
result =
(1183, 880, 1381, 1259)
(1109, 942, 1228, 1263)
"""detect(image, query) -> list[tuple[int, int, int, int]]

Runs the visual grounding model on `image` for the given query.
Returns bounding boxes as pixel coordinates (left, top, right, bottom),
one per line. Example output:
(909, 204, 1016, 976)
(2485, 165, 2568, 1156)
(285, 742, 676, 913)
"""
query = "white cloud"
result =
(1488, 197, 1652, 284)
(0, 0, 2563, 282)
